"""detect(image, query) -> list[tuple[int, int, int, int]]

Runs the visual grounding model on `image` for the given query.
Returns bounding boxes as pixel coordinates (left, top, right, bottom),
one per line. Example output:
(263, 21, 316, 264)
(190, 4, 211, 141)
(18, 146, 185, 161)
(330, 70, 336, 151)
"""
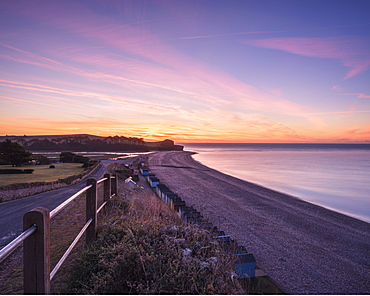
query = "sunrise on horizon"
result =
(1, 0, 370, 143)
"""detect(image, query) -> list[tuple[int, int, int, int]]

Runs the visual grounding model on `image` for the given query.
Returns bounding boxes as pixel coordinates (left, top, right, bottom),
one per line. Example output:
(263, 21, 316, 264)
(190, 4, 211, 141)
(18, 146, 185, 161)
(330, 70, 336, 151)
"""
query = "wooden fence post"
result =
(103, 173, 111, 202)
(86, 178, 97, 245)
(23, 207, 50, 295)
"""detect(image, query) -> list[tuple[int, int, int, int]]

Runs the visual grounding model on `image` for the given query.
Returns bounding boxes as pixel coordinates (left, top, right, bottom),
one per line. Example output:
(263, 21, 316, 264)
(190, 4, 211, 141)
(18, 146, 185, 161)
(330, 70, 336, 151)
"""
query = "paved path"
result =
(148, 151, 370, 295)
(0, 159, 130, 248)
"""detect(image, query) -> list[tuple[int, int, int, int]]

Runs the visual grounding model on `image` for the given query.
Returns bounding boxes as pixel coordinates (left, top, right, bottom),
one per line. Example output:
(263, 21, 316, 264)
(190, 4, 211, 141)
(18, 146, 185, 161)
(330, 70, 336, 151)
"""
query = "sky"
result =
(1, 0, 370, 143)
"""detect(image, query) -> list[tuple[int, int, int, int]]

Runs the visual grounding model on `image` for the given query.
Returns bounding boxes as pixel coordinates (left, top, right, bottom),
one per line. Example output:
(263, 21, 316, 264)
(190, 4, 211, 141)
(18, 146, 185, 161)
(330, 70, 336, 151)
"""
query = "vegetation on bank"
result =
(1, 179, 242, 295)
(62, 192, 243, 294)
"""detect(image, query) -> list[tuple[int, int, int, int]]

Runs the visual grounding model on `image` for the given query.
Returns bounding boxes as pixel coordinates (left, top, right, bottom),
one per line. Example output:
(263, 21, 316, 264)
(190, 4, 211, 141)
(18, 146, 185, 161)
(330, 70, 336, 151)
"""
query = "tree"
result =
(60, 152, 89, 163)
(60, 152, 76, 163)
(0, 140, 33, 166)
(35, 154, 52, 165)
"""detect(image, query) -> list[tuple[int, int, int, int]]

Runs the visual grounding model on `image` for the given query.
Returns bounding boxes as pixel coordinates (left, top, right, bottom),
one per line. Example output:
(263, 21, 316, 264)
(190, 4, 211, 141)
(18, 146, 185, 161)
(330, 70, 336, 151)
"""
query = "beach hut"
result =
(140, 167, 149, 176)
(172, 200, 186, 212)
(148, 176, 160, 187)
(160, 188, 172, 201)
(179, 206, 202, 222)
(169, 195, 185, 212)
(156, 184, 170, 199)
(235, 253, 256, 278)
(163, 192, 178, 204)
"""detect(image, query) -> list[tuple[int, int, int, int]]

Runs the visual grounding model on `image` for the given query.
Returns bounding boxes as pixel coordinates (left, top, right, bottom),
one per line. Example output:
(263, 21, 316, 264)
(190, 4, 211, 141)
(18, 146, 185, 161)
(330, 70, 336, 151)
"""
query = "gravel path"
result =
(148, 151, 370, 295)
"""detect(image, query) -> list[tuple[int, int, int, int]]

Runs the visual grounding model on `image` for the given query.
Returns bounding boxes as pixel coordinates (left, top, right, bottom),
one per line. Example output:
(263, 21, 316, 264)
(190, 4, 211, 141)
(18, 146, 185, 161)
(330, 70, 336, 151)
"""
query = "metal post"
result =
(112, 174, 118, 196)
(23, 207, 50, 295)
(103, 173, 111, 201)
(86, 178, 97, 244)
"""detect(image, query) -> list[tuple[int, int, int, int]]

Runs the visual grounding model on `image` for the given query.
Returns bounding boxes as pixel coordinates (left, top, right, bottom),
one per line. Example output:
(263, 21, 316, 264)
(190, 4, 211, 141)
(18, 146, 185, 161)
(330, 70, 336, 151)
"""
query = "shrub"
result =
(108, 163, 135, 180)
(0, 169, 24, 174)
(0, 169, 33, 174)
(60, 152, 89, 164)
(35, 155, 52, 165)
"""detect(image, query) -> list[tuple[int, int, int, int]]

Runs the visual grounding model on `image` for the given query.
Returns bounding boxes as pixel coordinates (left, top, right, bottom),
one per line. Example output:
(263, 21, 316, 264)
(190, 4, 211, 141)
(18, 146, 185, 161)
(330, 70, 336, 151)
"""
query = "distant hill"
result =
(0, 134, 183, 152)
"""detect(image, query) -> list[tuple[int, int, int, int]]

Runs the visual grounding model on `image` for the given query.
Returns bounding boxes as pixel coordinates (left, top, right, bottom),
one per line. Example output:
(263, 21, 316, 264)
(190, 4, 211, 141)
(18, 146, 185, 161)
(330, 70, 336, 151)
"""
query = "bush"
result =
(35, 155, 52, 165)
(0, 169, 33, 174)
(60, 152, 89, 164)
(0, 169, 24, 174)
(49, 165, 55, 168)
(108, 163, 135, 180)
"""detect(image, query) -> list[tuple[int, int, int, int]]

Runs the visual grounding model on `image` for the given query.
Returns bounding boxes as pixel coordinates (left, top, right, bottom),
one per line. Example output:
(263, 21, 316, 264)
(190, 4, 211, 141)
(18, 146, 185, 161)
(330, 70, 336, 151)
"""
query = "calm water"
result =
(182, 143, 370, 223)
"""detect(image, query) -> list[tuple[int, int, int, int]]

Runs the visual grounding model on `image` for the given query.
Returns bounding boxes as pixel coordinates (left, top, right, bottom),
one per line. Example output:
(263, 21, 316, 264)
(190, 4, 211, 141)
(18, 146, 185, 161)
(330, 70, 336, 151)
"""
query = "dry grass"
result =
(62, 189, 244, 294)
(0, 163, 85, 187)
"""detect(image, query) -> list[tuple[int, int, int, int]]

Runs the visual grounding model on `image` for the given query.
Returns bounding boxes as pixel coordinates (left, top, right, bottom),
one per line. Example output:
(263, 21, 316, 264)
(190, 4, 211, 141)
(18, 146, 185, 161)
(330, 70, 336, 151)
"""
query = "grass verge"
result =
(0, 163, 85, 187)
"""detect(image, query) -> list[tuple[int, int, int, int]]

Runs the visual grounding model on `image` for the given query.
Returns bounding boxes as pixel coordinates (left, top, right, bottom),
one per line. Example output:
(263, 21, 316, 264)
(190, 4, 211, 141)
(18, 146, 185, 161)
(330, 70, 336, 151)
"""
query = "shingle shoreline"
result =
(148, 151, 370, 295)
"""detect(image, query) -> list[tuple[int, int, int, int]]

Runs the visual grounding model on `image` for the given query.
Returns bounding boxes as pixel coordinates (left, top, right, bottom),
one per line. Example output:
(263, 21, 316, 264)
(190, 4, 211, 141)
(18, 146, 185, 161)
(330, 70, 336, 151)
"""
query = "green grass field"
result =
(0, 163, 85, 187)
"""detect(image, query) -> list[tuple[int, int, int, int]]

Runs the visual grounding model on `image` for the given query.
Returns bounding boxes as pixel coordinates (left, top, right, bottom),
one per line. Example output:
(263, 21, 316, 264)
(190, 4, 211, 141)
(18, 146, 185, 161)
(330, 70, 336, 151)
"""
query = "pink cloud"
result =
(1, 31, 310, 118)
(245, 36, 370, 79)
(0, 79, 187, 119)
(343, 125, 370, 140)
(331, 85, 343, 92)
(5, 1, 312, 116)
(358, 94, 370, 99)
(338, 92, 370, 99)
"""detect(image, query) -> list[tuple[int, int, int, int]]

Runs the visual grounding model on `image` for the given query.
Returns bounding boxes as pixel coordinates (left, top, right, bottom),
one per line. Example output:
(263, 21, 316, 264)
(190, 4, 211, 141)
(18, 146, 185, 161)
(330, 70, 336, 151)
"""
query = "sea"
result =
(181, 143, 370, 223)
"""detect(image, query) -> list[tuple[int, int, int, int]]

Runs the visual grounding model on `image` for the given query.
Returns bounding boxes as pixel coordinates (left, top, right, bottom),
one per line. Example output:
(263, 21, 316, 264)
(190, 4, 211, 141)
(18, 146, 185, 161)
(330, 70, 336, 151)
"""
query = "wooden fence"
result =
(0, 173, 118, 294)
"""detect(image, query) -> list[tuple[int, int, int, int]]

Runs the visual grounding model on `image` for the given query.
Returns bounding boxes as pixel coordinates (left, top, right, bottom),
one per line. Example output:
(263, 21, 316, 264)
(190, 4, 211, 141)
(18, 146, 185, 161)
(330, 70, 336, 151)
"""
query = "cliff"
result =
(0, 134, 183, 152)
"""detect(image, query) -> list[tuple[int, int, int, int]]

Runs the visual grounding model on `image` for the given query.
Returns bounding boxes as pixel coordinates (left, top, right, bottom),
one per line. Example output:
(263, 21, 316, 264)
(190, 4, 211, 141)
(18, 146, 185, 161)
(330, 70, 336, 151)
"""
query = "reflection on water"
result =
(183, 143, 370, 223)
(32, 151, 154, 161)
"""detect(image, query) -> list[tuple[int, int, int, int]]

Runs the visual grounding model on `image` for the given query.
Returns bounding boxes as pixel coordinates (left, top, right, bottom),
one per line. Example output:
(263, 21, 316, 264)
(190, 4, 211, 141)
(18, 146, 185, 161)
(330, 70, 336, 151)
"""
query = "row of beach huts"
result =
(138, 160, 257, 279)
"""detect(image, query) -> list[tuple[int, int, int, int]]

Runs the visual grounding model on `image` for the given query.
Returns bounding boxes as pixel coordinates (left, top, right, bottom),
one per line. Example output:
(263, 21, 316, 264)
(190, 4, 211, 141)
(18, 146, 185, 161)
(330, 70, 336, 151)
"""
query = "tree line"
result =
(0, 140, 94, 167)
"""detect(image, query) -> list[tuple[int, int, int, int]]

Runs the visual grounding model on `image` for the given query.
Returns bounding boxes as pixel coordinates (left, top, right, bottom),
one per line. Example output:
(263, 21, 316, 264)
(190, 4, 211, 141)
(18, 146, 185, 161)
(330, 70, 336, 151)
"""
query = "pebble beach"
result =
(148, 151, 370, 295)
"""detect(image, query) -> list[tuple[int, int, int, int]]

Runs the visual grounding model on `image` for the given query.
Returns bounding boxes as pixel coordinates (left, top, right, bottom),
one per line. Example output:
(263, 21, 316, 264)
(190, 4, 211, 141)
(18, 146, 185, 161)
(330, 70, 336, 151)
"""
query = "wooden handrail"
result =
(0, 173, 118, 295)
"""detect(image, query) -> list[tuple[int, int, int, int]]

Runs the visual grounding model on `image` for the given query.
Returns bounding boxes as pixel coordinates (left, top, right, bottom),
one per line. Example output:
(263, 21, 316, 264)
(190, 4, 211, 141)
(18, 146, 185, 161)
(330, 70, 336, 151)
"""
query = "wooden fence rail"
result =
(0, 173, 118, 294)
